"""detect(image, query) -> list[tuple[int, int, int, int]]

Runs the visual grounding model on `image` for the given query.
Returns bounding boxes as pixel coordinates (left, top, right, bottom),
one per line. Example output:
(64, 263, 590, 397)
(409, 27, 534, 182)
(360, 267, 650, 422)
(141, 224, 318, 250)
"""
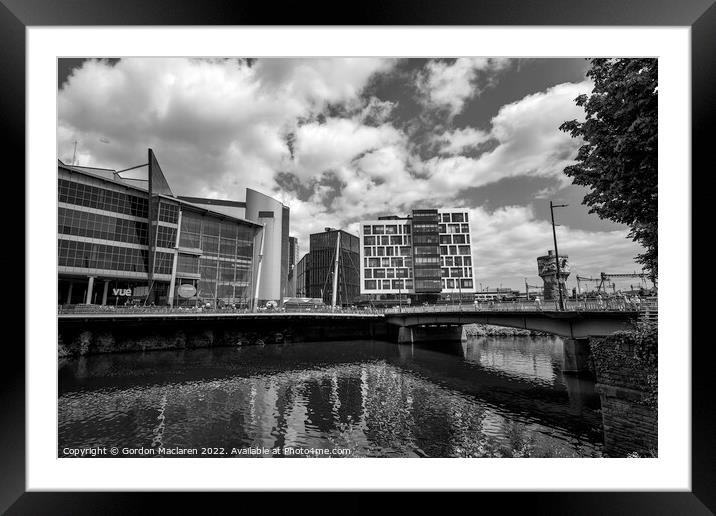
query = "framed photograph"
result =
(5, 0, 712, 512)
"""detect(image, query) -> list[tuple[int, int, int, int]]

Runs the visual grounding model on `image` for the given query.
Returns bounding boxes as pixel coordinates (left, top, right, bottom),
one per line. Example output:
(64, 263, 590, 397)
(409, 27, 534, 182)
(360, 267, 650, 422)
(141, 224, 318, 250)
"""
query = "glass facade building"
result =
(307, 229, 360, 305)
(58, 151, 264, 307)
(359, 209, 475, 299)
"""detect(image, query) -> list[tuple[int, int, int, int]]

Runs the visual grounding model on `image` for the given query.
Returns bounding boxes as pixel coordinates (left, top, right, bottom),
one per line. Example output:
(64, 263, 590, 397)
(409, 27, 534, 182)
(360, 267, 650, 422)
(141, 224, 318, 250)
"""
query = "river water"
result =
(58, 336, 604, 458)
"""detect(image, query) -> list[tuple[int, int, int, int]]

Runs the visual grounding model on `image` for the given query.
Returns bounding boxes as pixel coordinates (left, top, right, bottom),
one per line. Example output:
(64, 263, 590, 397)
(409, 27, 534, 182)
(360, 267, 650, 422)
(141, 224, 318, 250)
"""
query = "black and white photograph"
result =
(55, 56, 660, 460)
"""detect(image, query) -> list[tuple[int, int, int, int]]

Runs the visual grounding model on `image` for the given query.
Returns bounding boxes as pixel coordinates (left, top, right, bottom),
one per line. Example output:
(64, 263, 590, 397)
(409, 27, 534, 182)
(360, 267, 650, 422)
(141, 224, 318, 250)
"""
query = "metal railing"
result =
(59, 298, 657, 317)
(57, 304, 385, 316)
(384, 299, 658, 315)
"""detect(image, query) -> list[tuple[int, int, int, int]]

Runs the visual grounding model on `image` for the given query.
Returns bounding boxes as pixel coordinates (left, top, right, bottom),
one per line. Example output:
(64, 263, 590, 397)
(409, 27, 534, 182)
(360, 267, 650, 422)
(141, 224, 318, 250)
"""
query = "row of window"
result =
(363, 235, 411, 246)
(58, 207, 149, 245)
(443, 256, 472, 267)
(440, 223, 470, 234)
(362, 224, 411, 235)
(444, 278, 474, 289)
(59, 179, 149, 218)
(441, 245, 472, 256)
(59, 238, 150, 274)
(441, 267, 473, 278)
(441, 212, 468, 223)
(365, 257, 413, 268)
(362, 277, 473, 291)
(439, 233, 469, 244)
(363, 245, 412, 257)
(364, 279, 413, 290)
(364, 268, 411, 279)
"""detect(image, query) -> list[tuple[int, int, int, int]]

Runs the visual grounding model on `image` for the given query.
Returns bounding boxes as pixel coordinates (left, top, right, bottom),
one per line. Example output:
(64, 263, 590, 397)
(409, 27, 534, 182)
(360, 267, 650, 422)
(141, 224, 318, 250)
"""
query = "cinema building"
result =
(359, 209, 476, 302)
(57, 149, 290, 308)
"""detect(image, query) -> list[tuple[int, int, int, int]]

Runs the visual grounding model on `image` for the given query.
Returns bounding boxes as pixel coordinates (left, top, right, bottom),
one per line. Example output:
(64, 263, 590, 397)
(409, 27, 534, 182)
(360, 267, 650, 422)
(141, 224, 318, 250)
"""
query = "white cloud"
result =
(58, 57, 396, 199)
(417, 58, 510, 116)
(434, 127, 492, 154)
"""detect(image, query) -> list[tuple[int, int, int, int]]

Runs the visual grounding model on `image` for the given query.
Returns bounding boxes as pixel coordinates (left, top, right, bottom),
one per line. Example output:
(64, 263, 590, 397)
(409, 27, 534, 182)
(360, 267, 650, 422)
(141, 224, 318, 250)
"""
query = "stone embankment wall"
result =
(58, 318, 394, 357)
(590, 322, 658, 457)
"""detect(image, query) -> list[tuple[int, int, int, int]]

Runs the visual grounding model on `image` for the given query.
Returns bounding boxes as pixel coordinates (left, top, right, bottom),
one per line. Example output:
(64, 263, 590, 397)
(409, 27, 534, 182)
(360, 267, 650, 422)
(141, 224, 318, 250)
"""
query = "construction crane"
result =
(524, 279, 543, 300)
(599, 272, 653, 293)
(576, 275, 601, 296)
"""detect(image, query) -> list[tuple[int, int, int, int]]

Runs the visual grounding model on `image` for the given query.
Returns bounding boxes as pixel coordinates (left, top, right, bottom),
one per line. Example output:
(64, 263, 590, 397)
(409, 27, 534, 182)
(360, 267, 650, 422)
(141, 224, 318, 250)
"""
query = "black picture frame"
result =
(3, 0, 711, 513)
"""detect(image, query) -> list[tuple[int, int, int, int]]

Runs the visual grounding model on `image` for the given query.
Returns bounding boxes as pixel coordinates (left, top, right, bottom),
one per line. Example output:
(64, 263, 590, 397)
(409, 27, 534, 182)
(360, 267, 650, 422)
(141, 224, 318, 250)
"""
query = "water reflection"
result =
(59, 337, 603, 458)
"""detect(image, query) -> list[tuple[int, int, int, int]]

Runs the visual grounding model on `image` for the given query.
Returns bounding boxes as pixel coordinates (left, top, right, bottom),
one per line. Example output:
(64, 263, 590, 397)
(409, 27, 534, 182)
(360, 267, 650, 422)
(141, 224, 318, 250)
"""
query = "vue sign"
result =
(113, 288, 133, 297)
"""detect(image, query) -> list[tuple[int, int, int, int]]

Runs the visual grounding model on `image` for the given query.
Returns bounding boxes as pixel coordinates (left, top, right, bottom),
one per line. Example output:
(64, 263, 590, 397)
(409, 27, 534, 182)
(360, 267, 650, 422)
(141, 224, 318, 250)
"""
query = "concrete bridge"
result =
(383, 301, 656, 374)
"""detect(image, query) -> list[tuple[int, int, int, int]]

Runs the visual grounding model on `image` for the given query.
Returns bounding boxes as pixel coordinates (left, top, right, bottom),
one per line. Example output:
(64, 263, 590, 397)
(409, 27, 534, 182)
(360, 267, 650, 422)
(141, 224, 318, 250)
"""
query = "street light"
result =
(550, 201, 568, 311)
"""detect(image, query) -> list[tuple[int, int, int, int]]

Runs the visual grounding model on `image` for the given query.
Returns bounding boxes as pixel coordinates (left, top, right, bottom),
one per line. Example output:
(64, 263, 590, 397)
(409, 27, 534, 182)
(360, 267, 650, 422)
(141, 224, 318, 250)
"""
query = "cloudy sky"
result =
(57, 57, 646, 291)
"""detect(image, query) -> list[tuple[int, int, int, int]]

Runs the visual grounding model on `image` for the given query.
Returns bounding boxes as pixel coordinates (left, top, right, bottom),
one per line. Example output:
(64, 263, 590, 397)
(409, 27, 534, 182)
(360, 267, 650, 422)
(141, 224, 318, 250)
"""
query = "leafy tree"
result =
(560, 59, 658, 279)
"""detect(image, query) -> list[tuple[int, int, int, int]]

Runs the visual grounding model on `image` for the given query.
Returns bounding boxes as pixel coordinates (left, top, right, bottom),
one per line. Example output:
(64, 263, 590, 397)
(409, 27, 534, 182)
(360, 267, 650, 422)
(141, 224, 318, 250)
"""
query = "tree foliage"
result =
(560, 59, 658, 279)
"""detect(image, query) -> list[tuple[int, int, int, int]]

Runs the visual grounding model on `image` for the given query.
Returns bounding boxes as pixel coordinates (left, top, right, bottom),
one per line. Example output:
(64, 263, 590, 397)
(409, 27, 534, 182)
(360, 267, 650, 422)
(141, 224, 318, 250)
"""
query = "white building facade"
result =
(359, 209, 475, 297)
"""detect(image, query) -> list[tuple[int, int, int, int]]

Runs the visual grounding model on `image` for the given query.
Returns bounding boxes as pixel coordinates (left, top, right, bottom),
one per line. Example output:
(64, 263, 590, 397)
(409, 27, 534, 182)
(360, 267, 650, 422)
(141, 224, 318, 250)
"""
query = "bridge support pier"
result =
(397, 325, 463, 344)
(562, 338, 592, 375)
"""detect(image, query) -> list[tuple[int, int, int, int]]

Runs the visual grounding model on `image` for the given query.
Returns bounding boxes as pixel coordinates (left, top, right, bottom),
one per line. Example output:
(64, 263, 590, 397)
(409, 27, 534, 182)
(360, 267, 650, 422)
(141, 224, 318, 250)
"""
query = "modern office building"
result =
(359, 209, 475, 301)
(307, 228, 361, 306)
(286, 236, 299, 297)
(178, 190, 290, 304)
(295, 253, 310, 298)
(58, 149, 287, 307)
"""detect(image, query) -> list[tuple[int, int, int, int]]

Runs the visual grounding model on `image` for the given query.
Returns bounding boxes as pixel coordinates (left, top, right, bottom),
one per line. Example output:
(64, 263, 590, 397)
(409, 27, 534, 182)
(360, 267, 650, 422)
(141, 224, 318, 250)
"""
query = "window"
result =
(364, 236, 376, 245)
(368, 257, 380, 267)
(386, 246, 394, 256)
(364, 247, 372, 256)
(438, 224, 446, 233)
(447, 224, 460, 234)
(372, 225, 384, 234)
(365, 269, 372, 278)
(441, 268, 449, 277)
(445, 256, 454, 266)
(363, 225, 372, 235)
(374, 268, 385, 278)
(451, 212, 464, 223)
(461, 279, 474, 289)
(449, 245, 457, 255)
(385, 225, 397, 234)
(464, 256, 472, 266)
(386, 268, 395, 278)
(442, 213, 451, 222)
(390, 257, 403, 267)
(365, 280, 377, 290)
(377, 247, 385, 256)
(454, 256, 462, 266)
(381, 236, 390, 245)
(396, 268, 409, 278)
(381, 257, 390, 267)
(392, 280, 404, 290)
(453, 234, 466, 244)
(458, 245, 471, 255)
(399, 246, 411, 256)
(390, 235, 402, 245)
(447, 279, 455, 288)
(461, 224, 469, 233)
(440, 245, 448, 255)
(440, 234, 451, 244)
(382, 280, 391, 289)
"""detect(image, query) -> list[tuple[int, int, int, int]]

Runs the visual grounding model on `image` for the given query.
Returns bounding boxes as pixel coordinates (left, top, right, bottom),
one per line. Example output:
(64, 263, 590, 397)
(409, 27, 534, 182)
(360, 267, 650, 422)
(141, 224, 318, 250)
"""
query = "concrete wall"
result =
(58, 318, 395, 356)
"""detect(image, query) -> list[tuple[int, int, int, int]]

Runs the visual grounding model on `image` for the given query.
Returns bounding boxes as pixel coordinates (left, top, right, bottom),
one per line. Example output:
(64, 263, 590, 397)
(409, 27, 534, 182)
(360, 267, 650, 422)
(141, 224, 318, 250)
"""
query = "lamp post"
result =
(550, 201, 568, 311)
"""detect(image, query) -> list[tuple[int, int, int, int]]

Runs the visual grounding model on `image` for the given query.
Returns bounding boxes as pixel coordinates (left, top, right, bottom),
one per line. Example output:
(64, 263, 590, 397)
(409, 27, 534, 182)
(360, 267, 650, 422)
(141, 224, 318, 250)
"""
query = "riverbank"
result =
(463, 324, 549, 337)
